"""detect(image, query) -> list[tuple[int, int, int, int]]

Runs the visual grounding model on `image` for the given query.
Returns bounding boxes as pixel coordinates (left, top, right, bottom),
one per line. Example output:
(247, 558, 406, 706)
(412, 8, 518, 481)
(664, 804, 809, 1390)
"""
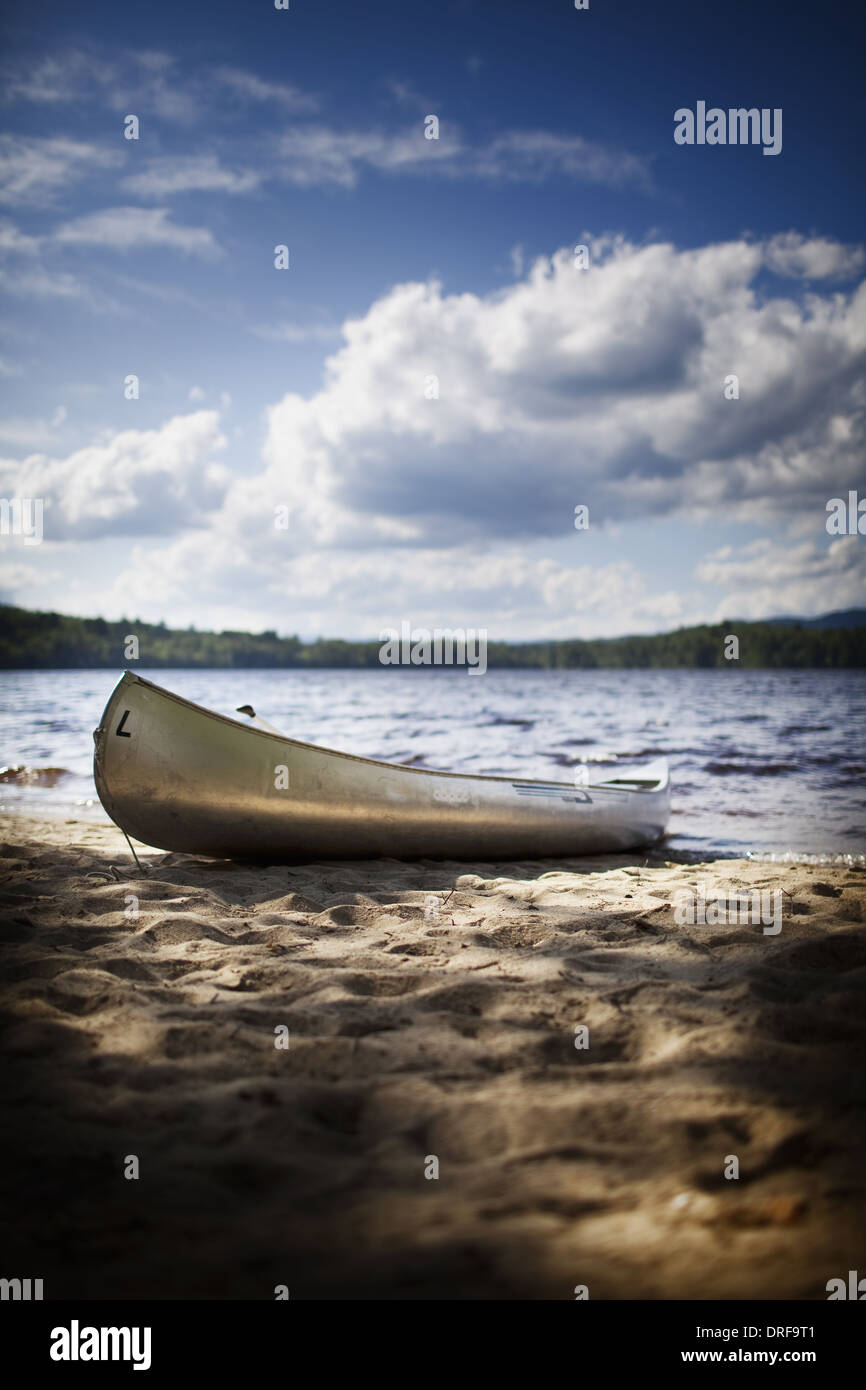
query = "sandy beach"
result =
(1, 811, 864, 1300)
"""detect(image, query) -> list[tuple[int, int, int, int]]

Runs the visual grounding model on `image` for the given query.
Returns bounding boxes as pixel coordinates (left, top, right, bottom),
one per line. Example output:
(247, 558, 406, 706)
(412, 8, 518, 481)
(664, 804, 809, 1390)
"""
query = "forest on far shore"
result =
(0, 604, 863, 669)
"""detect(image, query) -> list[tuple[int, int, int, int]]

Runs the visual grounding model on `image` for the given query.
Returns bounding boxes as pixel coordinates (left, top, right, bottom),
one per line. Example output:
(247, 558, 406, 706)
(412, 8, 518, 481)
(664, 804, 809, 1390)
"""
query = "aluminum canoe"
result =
(93, 671, 670, 861)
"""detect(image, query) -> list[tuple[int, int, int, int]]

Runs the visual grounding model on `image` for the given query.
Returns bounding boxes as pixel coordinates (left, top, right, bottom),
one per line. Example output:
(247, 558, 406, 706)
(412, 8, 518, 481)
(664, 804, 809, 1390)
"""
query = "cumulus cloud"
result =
(765, 232, 865, 281)
(698, 536, 866, 620)
(249, 233, 866, 549)
(4, 232, 863, 635)
(104, 532, 686, 640)
(0, 411, 230, 540)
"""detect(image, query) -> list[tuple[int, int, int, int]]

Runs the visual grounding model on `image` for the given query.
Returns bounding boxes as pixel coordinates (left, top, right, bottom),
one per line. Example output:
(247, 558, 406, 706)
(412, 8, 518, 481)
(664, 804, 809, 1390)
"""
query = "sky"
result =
(0, 0, 864, 641)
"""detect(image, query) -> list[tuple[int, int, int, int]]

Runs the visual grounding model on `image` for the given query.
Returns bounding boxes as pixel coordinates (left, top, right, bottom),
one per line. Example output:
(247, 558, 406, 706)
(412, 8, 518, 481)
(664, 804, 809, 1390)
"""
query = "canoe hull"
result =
(94, 673, 670, 861)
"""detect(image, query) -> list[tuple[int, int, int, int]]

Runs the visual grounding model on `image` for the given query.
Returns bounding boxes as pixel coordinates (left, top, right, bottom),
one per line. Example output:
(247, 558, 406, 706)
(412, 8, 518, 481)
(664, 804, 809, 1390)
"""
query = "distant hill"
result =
(762, 609, 866, 630)
(0, 603, 863, 669)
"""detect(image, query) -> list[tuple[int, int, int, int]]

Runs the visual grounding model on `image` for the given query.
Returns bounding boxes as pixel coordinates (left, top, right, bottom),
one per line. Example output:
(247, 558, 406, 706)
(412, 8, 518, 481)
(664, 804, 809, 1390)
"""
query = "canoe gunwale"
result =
(99, 670, 669, 796)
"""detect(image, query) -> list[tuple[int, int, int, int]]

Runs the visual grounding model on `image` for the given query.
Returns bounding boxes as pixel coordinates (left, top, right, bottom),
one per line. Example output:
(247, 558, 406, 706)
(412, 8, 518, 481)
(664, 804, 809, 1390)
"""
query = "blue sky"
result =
(0, 0, 864, 639)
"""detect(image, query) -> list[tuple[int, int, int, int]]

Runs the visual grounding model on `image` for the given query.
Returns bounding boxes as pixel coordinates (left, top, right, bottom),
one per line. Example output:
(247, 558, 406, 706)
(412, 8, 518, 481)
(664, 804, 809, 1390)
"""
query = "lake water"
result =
(0, 667, 863, 861)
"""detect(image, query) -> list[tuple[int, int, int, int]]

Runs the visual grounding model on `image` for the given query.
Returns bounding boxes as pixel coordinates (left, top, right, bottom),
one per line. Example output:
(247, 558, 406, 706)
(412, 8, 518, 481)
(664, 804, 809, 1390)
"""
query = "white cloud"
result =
(248, 233, 866, 548)
(4, 48, 197, 123)
(213, 67, 318, 112)
(274, 125, 457, 188)
(0, 51, 111, 104)
(0, 266, 121, 309)
(103, 533, 686, 639)
(5, 232, 864, 636)
(2, 50, 317, 123)
(273, 123, 649, 190)
(120, 155, 261, 198)
(0, 53, 646, 201)
(0, 218, 40, 254)
(765, 232, 865, 280)
(471, 130, 650, 187)
(0, 410, 230, 540)
(698, 536, 866, 620)
(53, 206, 220, 257)
(0, 135, 122, 206)
(106, 51, 199, 123)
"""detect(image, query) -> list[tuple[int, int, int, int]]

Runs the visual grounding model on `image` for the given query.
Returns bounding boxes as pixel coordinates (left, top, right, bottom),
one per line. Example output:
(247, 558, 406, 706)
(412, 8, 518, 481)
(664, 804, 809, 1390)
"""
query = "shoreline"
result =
(1, 806, 863, 868)
(1, 812, 864, 1298)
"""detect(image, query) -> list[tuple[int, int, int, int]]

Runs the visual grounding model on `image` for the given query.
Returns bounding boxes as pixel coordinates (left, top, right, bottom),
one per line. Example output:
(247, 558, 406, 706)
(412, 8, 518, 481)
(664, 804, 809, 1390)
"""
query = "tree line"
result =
(0, 603, 862, 669)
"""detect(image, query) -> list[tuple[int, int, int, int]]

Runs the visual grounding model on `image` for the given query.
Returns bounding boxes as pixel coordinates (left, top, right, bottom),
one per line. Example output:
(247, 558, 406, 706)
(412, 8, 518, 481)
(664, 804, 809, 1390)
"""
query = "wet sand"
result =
(1, 812, 864, 1299)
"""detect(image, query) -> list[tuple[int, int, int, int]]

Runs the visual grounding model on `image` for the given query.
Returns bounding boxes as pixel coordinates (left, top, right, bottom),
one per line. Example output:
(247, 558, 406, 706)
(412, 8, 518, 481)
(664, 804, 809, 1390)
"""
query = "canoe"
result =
(93, 672, 670, 862)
